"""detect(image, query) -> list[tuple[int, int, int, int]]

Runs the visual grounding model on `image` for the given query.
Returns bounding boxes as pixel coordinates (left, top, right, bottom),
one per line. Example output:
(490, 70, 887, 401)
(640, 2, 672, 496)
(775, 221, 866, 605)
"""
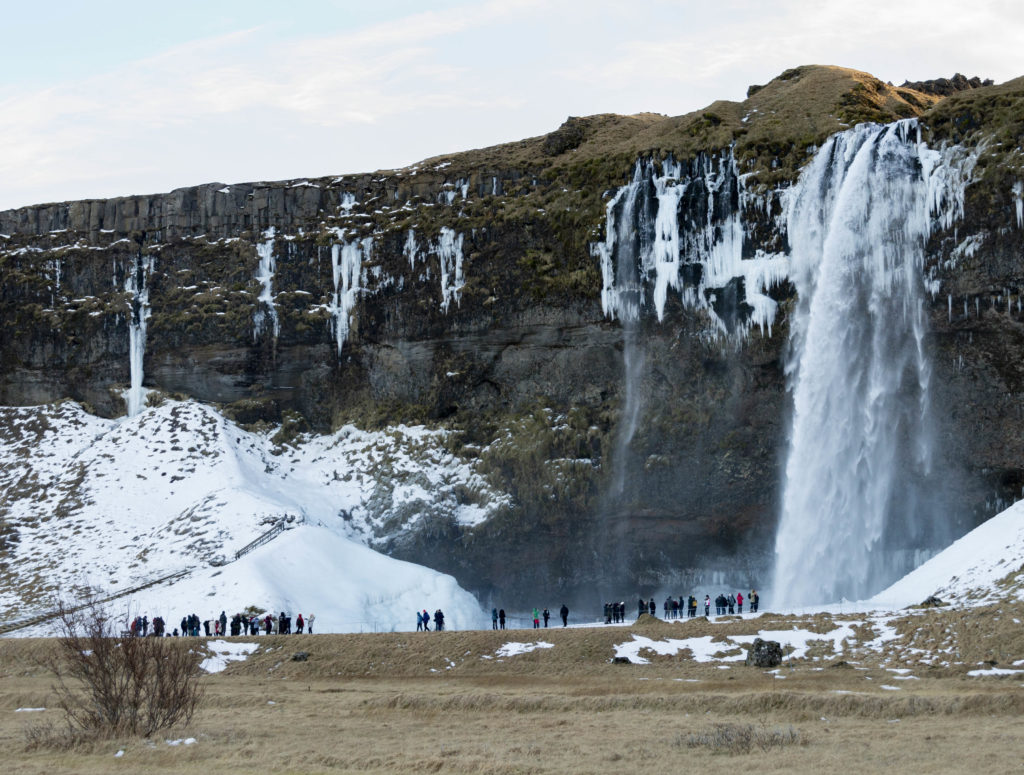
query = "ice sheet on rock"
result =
(329, 235, 372, 354)
(253, 228, 279, 340)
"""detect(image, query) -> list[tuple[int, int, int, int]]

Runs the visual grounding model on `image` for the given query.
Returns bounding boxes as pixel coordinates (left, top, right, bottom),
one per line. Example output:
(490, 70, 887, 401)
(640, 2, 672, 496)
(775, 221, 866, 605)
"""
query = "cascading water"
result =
(125, 253, 154, 417)
(773, 120, 975, 606)
(593, 153, 786, 502)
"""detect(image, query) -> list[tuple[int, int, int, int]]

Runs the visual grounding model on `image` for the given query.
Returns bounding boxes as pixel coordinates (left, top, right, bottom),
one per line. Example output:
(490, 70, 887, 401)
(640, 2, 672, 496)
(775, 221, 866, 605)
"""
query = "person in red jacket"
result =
(737, 592, 744, 614)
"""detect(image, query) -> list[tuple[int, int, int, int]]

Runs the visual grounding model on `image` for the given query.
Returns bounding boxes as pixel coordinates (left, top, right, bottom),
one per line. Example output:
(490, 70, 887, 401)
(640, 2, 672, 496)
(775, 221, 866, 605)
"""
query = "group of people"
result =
(487, 605, 570, 629)
(416, 609, 445, 631)
(600, 590, 761, 623)
(129, 610, 316, 637)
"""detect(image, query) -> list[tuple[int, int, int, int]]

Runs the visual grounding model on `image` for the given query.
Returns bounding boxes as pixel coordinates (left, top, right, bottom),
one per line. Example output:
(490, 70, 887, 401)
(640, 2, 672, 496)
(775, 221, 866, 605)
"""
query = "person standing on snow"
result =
(491, 608, 499, 630)
(498, 609, 506, 629)
(704, 595, 711, 616)
(542, 608, 550, 628)
(736, 592, 744, 614)
(532, 608, 540, 629)
(560, 604, 569, 627)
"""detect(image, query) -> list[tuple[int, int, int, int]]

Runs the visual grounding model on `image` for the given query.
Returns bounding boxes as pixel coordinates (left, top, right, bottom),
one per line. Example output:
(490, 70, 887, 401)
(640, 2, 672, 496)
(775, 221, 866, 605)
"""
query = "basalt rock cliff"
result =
(2, 65, 1024, 607)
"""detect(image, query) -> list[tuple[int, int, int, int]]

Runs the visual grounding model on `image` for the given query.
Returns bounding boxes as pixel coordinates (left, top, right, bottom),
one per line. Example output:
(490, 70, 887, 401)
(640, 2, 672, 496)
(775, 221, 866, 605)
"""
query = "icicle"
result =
(435, 228, 464, 313)
(948, 294, 952, 323)
(253, 228, 280, 341)
(404, 229, 418, 269)
(124, 254, 154, 417)
(1012, 181, 1023, 228)
(329, 235, 372, 355)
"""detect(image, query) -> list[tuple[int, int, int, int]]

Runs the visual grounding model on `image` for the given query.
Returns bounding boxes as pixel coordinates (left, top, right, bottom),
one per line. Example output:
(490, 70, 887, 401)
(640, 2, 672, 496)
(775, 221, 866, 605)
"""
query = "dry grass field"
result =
(3, 608, 1024, 774)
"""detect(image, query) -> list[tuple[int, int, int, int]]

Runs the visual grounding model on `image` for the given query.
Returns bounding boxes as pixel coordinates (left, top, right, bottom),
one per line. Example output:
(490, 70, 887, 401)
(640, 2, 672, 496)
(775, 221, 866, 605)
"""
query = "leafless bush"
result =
(680, 722, 806, 754)
(27, 599, 203, 746)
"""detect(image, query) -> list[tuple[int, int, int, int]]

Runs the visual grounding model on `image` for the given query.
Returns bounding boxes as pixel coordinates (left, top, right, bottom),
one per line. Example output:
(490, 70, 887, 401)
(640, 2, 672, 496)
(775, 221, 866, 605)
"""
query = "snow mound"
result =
(125, 525, 486, 634)
(871, 499, 1024, 608)
(0, 400, 497, 631)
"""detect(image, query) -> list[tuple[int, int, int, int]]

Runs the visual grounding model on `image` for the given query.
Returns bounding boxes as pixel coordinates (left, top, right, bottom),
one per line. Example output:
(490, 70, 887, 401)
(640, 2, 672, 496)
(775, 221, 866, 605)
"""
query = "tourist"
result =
(422, 609, 431, 631)
(532, 607, 540, 629)
(737, 592, 744, 614)
(492, 608, 498, 630)
(307, 613, 315, 634)
(704, 595, 711, 616)
(296, 613, 305, 634)
(560, 603, 569, 627)
(543, 608, 550, 627)
(499, 608, 506, 629)
(434, 609, 445, 631)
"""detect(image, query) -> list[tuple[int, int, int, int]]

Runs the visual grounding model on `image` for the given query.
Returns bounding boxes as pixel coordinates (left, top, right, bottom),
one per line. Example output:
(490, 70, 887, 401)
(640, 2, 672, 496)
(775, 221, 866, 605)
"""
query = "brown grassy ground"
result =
(3, 608, 1024, 773)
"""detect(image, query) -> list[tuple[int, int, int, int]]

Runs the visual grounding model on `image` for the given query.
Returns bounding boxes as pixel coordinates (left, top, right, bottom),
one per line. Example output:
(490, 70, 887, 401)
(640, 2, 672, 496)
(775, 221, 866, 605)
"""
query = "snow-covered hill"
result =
(870, 498, 1024, 608)
(0, 399, 508, 631)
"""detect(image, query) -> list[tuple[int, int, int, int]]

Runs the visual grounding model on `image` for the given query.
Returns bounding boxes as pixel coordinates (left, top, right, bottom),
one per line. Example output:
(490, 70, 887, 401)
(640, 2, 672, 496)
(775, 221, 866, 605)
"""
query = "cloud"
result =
(0, 0, 1021, 209)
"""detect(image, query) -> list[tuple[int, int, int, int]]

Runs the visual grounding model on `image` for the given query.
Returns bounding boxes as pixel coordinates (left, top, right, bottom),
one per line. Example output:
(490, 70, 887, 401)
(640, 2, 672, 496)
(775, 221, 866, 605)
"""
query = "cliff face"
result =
(2, 66, 1023, 606)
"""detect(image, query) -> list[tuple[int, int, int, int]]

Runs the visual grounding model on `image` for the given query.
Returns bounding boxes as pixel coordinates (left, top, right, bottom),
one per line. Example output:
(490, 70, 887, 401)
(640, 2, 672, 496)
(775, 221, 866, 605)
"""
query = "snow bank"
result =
(871, 500, 1024, 608)
(126, 525, 487, 634)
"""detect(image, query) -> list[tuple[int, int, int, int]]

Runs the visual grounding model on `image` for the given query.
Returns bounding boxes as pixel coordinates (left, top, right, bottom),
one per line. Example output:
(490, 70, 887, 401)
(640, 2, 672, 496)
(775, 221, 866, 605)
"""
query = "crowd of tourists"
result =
(602, 590, 759, 623)
(129, 610, 315, 637)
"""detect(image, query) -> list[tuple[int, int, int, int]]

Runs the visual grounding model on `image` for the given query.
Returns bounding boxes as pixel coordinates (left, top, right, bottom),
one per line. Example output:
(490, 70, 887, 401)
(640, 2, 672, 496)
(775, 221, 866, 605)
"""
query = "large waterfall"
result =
(773, 121, 974, 606)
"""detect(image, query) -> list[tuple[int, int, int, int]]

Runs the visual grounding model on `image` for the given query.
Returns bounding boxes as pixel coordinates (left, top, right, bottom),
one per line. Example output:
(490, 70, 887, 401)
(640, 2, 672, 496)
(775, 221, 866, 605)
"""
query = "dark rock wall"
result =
(2, 101, 1023, 607)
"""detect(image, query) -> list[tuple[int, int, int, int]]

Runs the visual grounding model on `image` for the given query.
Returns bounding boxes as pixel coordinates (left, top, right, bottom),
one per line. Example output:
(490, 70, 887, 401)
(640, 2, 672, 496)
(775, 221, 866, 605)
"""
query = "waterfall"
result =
(329, 235, 372, 355)
(125, 253, 154, 417)
(773, 120, 975, 606)
(253, 227, 279, 341)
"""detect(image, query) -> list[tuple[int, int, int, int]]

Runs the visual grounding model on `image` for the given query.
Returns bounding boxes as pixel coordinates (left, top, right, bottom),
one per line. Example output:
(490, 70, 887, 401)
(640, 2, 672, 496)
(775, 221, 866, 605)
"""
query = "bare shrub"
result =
(680, 722, 807, 754)
(28, 599, 203, 746)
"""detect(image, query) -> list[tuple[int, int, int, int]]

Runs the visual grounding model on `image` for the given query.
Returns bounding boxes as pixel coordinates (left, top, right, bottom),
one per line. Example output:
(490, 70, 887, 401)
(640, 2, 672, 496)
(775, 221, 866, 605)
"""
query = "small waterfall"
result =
(329, 235, 372, 355)
(1013, 181, 1023, 228)
(773, 120, 975, 606)
(253, 227, 279, 341)
(594, 166, 649, 498)
(125, 253, 154, 417)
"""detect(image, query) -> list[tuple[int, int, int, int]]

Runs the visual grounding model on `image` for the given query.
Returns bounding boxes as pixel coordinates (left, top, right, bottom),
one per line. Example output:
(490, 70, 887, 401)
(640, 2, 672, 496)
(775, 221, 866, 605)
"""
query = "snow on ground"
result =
(494, 641, 554, 657)
(200, 640, 259, 673)
(613, 620, 861, 665)
(0, 400, 498, 631)
(869, 499, 1024, 607)
(123, 525, 487, 634)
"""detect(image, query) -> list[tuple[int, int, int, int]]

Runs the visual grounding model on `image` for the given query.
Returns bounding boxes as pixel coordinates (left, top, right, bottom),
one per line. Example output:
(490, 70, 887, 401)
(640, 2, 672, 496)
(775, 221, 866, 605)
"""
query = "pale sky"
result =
(1, 0, 1021, 211)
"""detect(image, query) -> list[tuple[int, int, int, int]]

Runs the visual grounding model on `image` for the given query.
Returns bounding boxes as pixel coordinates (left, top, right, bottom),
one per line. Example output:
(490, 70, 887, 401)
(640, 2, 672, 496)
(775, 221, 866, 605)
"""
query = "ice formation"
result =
(124, 253, 154, 417)
(774, 121, 976, 606)
(253, 228, 279, 340)
(436, 227, 465, 313)
(592, 152, 788, 337)
(329, 235, 372, 355)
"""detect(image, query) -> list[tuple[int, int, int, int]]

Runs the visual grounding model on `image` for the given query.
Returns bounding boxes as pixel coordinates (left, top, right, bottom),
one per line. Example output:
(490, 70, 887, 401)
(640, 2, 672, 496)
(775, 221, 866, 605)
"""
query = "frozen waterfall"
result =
(329, 236, 372, 355)
(253, 228, 279, 341)
(125, 253, 154, 417)
(773, 120, 975, 606)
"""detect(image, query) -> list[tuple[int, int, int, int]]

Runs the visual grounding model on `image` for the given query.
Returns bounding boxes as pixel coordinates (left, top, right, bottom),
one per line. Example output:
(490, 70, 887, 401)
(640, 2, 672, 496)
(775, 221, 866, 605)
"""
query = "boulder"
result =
(291, 651, 309, 662)
(745, 638, 783, 667)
